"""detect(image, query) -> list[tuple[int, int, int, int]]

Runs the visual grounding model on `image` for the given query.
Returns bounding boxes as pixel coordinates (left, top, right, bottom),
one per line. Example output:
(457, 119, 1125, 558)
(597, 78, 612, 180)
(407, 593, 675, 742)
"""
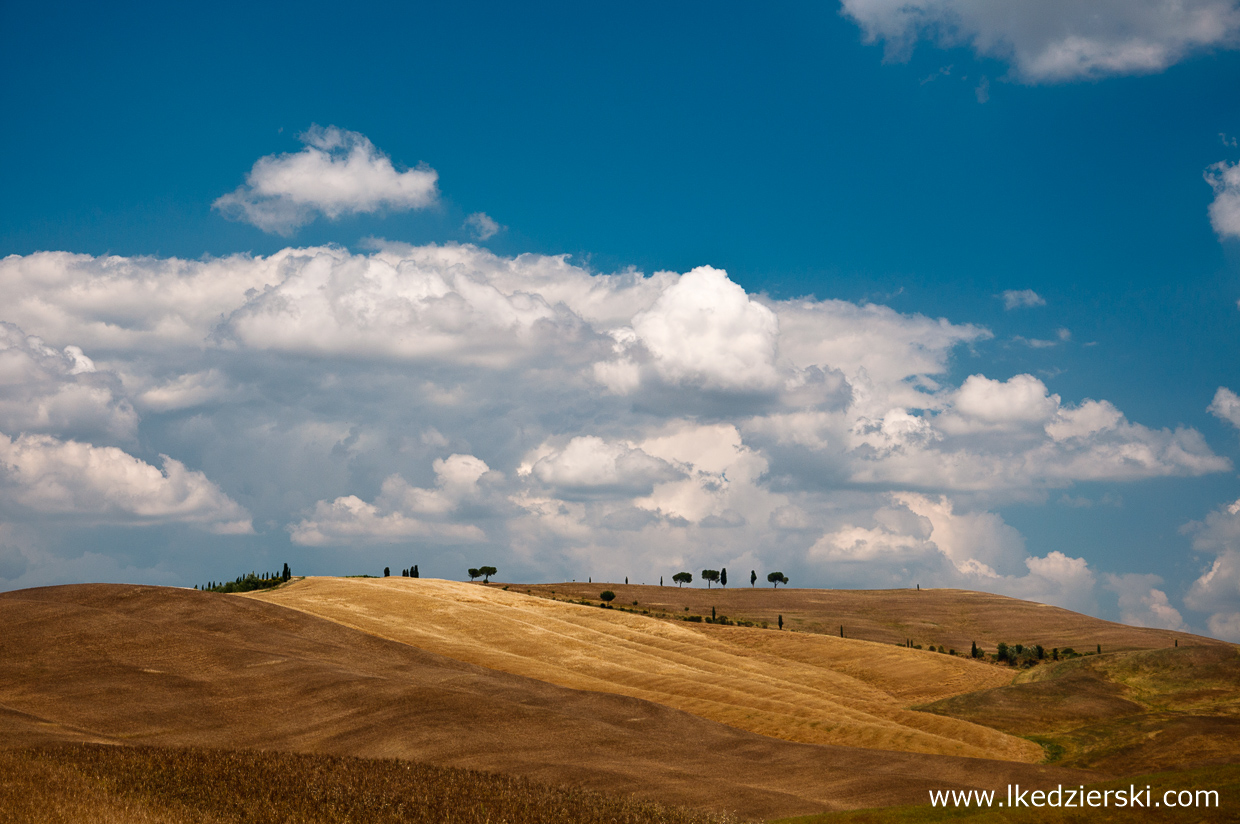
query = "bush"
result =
(600, 590, 616, 602)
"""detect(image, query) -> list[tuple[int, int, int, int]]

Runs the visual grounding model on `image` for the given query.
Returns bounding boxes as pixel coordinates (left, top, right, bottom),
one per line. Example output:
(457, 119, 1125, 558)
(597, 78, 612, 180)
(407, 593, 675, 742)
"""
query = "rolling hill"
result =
(0, 583, 1099, 820)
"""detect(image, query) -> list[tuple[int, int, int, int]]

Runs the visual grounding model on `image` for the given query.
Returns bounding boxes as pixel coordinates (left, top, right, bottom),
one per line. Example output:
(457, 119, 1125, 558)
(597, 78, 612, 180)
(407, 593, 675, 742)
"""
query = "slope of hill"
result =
(247, 576, 1037, 761)
(0, 584, 1096, 820)
(919, 644, 1240, 774)
(519, 582, 1220, 654)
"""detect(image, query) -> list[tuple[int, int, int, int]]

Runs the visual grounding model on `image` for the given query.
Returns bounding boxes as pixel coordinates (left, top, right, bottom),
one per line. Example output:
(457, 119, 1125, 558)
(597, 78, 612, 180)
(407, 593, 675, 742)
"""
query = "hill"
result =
(919, 643, 1240, 774)
(248, 576, 1037, 761)
(518, 582, 1222, 654)
(0, 584, 1095, 820)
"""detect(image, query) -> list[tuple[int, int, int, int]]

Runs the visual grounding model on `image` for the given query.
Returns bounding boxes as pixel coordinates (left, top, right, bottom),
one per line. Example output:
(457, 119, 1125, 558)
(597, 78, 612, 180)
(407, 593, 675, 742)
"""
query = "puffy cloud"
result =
(1205, 160, 1240, 241)
(1208, 386, 1240, 430)
(1000, 289, 1046, 309)
(0, 242, 1227, 624)
(1105, 573, 1188, 631)
(521, 436, 684, 498)
(0, 251, 279, 351)
(807, 493, 1098, 612)
(288, 455, 491, 545)
(840, 0, 1240, 83)
(0, 323, 136, 440)
(1183, 499, 1240, 640)
(609, 266, 781, 393)
(214, 126, 439, 235)
(952, 373, 1060, 428)
(0, 432, 251, 533)
(464, 212, 503, 241)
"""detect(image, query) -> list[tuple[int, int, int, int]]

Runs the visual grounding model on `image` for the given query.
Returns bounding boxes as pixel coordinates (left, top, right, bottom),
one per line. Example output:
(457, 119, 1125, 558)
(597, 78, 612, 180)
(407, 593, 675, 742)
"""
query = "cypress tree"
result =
(412, 565, 418, 578)
(778, 614, 783, 630)
(384, 567, 390, 577)
(720, 568, 727, 586)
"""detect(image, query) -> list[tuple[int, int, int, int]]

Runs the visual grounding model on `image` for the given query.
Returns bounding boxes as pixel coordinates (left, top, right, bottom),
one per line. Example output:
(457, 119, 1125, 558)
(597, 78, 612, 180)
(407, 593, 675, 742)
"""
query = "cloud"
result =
(0, 323, 137, 440)
(0, 243, 1227, 624)
(289, 455, 491, 545)
(214, 126, 439, 235)
(521, 436, 684, 498)
(1209, 386, 1240, 429)
(602, 266, 781, 393)
(464, 212, 503, 240)
(1205, 160, 1240, 240)
(1000, 289, 1046, 309)
(1105, 573, 1188, 630)
(840, 0, 1240, 83)
(0, 432, 251, 533)
(1183, 499, 1240, 641)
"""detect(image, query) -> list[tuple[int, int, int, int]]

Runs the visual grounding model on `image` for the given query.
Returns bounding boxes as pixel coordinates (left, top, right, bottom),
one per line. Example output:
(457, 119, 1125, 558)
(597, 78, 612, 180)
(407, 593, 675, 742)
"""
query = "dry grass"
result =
(248, 577, 1037, 761)
(516, 582, 1222, 654)
(0, 744, 739, 824)
(0, 583, 1097, 820)
(919, 645, 1240, 774)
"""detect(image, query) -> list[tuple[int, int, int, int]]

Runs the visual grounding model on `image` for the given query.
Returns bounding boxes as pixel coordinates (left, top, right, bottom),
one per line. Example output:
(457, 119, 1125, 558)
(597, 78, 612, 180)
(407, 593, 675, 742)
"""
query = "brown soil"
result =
(0, 584, 1096, 821)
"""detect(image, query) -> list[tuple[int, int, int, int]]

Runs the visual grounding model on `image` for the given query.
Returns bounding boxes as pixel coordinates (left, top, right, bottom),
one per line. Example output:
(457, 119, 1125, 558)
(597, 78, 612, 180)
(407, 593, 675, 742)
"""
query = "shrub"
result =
(600, 591, 616, 603)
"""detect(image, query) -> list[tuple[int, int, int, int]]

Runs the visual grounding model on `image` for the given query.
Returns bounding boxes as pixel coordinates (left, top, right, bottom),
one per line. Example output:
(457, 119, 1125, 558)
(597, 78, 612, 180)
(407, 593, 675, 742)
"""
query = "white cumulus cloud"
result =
(0, 432, 251, 533)
(840, 0, 1240, 83)
(214, 126, 439, 235)
(1205, 160, 1240, 240)
(289, 455, 491, 546)
(1209, 386, 1240, 430)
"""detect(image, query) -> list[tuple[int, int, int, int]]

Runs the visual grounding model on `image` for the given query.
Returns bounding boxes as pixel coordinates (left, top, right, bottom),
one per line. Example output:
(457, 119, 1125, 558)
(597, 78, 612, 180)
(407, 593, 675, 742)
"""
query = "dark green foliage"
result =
(767, 571, 788, 588)
(479, 566, 497, 583)
(282, 563, 291, 582)
(971, 640, 979, 659)
(203, 572, 286, 594)
(599, 590, 616, 602)
(412, 564, 418, 578)
(384, 567, 390, 577)
(468, 568, 480, 581)
(1036, 644, 1045, 659)
(996, 642, 1009, 662)
(777, 614, 783, 630)
(720, 568, 727, 586)
(750, 569, 756, 587)
(1097, 643, 1102, 654)
(701, 569, 719, 588)
(672, 571, 692, 587)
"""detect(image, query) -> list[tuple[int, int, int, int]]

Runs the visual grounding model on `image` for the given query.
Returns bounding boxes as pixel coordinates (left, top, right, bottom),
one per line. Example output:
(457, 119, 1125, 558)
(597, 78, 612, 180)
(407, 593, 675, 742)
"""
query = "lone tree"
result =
(720, 567, 727, 586)
(384, 567, 390, 577)
(600, 590, 616, 603)
(767, 571, 789, 588)
(479, 565, 497, 583)
(468, 568, 480, 582)
(672, 571, 692, 587)
(750, 569, 757, 587)
(701, 569, 720, 588)
(778, 614, 783, 630)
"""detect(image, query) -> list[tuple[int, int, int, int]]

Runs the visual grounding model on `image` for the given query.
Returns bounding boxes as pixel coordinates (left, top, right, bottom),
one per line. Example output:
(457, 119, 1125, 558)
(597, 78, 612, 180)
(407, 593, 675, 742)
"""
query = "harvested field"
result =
(517, 581, 1222, 654)
(0, 584, 1097, 820)
(0, 744, 738, 824)
(248, 576, 1035, 760)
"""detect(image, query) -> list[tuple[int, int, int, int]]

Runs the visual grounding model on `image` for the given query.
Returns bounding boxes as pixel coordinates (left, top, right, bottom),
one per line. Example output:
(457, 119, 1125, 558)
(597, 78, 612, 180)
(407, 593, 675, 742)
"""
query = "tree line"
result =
(669, 569, 789, 588)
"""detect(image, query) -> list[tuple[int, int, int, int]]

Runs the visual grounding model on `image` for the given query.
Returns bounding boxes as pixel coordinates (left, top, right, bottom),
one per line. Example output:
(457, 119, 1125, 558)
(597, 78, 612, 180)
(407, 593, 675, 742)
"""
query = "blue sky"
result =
(2, 1, 1240, 638)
